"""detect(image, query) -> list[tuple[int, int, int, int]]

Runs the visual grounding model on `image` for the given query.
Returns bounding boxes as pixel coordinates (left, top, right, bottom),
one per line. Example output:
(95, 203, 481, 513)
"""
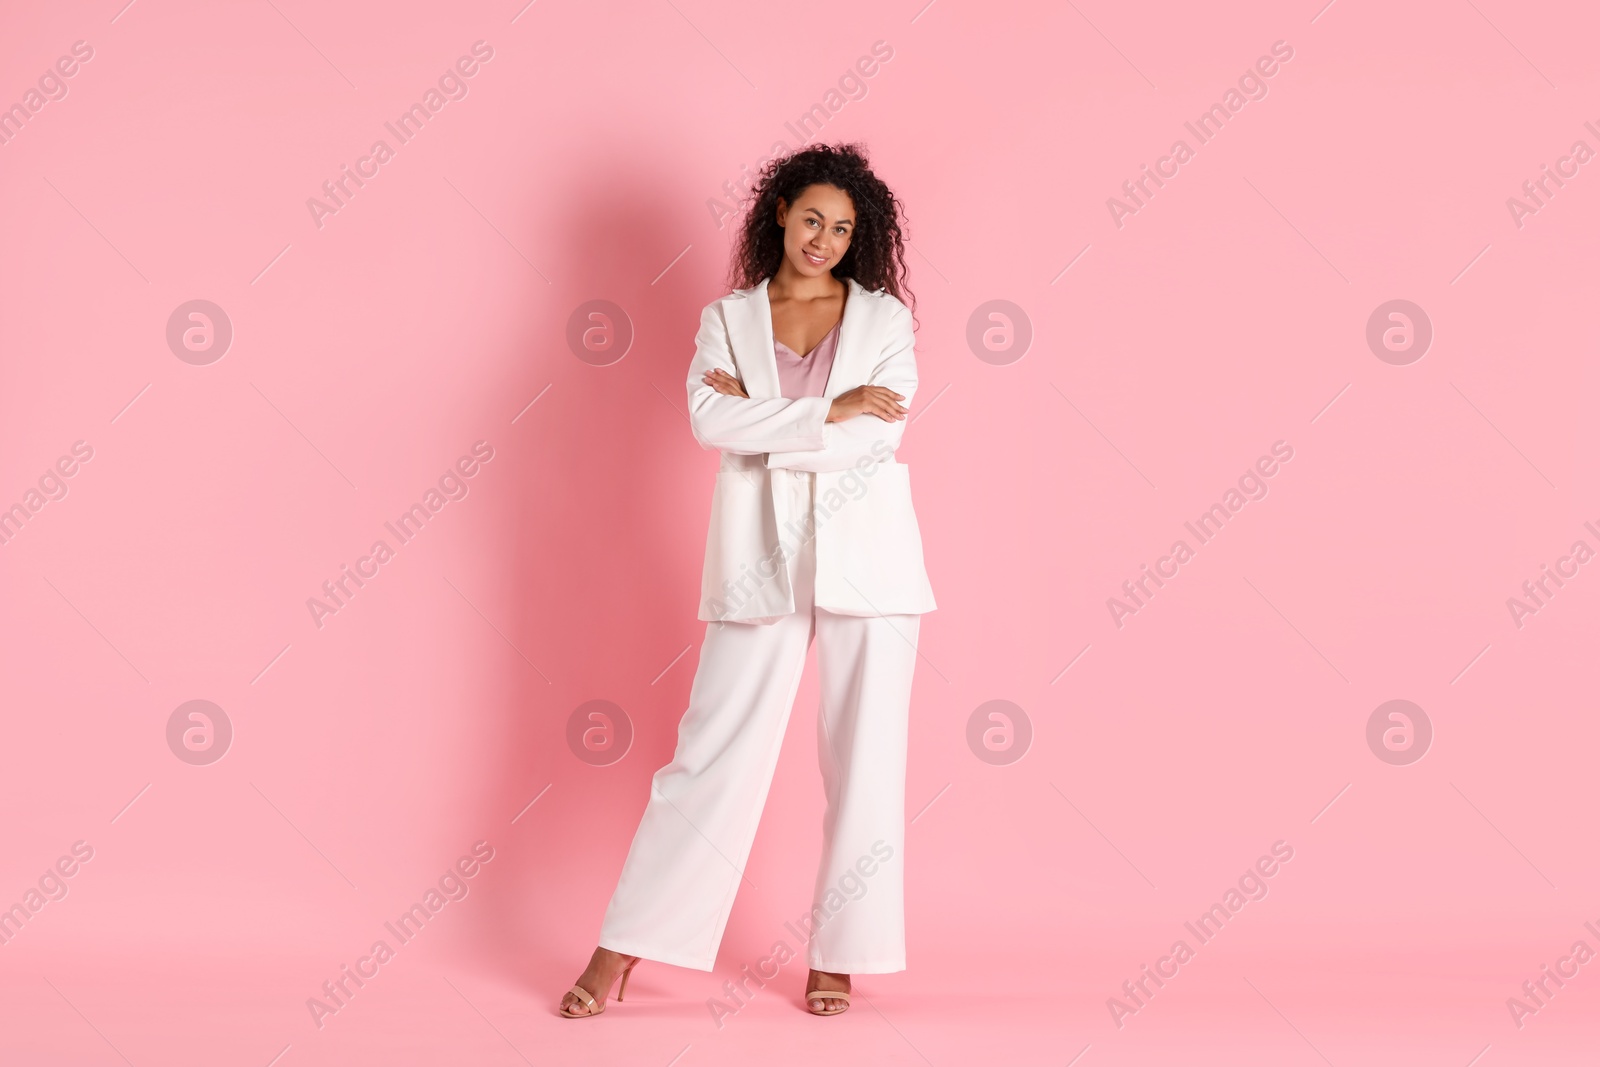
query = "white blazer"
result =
(685, 275, 938, 624)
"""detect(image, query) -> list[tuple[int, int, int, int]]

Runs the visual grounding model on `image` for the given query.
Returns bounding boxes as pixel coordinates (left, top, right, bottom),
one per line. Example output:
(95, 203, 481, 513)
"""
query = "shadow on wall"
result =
(450, 146, 738, 988)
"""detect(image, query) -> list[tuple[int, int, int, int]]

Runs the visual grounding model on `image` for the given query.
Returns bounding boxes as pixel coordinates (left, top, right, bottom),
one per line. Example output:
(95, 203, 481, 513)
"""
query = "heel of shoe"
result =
(616, 957, 639, 1001)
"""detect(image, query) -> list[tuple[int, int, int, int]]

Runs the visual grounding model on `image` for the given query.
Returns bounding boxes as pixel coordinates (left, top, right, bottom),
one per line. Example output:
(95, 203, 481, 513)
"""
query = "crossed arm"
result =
(684, 301, 917, 474)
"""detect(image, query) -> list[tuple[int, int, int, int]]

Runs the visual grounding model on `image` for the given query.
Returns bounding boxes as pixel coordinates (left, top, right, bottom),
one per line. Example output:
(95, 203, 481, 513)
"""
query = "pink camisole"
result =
(774, 320, 840, 399)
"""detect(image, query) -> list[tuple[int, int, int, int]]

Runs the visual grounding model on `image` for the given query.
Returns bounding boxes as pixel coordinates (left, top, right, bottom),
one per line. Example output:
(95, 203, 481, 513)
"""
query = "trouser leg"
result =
(598, 477, 819, 971)
(596, 612, 812, 971)
(805, 609, 921, 974)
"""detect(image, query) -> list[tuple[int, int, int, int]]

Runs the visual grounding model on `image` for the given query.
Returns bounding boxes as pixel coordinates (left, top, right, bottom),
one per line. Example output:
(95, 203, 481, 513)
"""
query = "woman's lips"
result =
(803, 251, 827, 265)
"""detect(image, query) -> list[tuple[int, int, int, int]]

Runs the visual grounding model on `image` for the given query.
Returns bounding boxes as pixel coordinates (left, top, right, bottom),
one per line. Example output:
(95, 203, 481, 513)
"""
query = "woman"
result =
(559, 143, 936, 1019)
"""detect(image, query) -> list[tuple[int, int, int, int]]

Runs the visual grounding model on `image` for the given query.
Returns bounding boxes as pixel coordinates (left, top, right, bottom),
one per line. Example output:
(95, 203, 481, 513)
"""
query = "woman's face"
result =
(776, 183, 856, 279)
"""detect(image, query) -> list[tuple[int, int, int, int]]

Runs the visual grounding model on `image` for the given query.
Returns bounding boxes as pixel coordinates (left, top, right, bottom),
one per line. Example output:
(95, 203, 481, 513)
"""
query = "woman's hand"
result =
(827, 385, 906, 424)
(702, 368, 748, 398)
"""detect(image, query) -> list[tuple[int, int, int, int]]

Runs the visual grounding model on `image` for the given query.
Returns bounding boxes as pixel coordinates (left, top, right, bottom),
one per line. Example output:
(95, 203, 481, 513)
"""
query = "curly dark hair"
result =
(726, 142, 915, 315)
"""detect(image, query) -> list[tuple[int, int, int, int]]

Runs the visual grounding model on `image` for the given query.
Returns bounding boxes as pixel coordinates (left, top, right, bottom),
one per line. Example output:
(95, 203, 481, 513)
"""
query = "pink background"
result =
(4, 0, 1599, 1064)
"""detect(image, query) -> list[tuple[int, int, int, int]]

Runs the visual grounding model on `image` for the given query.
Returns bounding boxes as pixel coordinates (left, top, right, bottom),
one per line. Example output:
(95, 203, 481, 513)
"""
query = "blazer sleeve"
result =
(686, 301, 832, 455)
(764, 301, 918, 473)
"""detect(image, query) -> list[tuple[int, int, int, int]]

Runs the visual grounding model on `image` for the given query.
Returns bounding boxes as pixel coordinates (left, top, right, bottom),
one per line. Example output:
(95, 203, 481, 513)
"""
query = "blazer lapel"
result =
(724, 277, 781, 399)
(727, 275, 866, 401)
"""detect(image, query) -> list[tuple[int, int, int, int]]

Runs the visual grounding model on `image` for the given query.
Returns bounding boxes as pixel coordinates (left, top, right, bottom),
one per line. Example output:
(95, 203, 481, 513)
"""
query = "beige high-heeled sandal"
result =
(559, 955, 640, 1018)
(805, 987, 851, 1015)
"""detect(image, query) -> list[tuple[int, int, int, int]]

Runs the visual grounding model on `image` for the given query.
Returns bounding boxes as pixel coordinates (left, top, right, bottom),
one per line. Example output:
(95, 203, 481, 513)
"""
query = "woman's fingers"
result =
(702, 369, 747, 398)
(867, 393, 908, 421)
(824, 386, 908, 422)
(861, 386, 906, 419)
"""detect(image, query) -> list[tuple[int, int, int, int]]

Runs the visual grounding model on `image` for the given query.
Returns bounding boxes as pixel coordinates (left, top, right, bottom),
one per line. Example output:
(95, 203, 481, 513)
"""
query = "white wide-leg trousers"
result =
(598, 468, 922, 974)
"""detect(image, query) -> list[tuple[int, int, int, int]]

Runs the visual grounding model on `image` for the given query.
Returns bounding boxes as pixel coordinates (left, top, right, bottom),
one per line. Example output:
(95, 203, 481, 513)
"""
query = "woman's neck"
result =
(769, 262, 845, 302)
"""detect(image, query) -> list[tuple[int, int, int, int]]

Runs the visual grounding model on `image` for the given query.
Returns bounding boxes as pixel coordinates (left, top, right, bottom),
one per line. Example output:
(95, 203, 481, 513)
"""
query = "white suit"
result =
(597, 276, 934, 975)
(685, 275, 936, 623)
